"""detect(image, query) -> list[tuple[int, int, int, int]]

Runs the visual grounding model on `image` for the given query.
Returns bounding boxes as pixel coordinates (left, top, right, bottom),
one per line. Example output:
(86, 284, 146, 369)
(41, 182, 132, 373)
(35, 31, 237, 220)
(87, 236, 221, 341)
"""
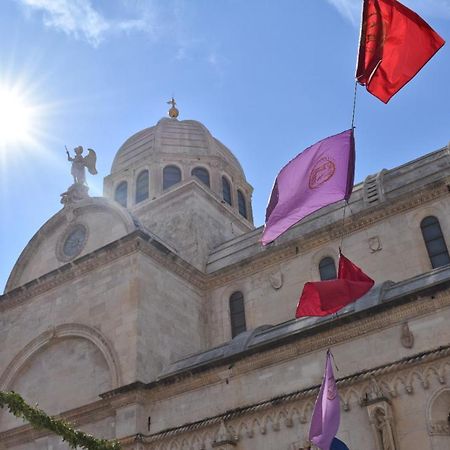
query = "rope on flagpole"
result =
(339, 200, 349, 252)
(351, 80, 358, 130)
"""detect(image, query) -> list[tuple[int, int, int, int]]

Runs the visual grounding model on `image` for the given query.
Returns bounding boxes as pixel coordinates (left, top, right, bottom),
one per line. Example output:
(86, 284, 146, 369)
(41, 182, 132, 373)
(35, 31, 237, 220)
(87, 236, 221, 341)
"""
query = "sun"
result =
(0, 87, 34, 146)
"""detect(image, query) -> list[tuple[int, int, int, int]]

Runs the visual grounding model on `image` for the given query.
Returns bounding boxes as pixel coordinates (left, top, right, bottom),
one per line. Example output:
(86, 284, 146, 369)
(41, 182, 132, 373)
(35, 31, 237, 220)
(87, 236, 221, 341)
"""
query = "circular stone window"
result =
(57, 223, 88, 262)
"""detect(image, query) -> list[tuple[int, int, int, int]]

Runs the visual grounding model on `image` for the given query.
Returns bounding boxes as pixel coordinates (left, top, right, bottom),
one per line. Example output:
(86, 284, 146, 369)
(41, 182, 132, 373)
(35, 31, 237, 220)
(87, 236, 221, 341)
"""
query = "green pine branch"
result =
(0, 391, 121, 450)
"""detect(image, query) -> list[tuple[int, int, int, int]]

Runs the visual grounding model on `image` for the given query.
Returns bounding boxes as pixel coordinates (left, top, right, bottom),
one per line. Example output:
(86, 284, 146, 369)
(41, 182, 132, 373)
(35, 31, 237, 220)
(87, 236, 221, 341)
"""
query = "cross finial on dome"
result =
(167, 97, 179, 119)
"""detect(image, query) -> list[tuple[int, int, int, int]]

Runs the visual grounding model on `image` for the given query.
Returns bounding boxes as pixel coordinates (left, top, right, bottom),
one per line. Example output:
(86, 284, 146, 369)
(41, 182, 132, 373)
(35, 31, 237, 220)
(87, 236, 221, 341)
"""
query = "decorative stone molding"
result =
(5, 197, 140, 292)
(97, 290, 450, 408)
(400, 322, 414, 349)
(211, 421, 237, 448)
(206, 181, 449, 288)
(134, 349, 450, 450)
(368, 236, 382, 253)
(55, 222, 89, 262)
(269, 270, 283, 290)
(0, 231, 207, 313)
(3, 182, 449, 310)
(0, 323, 122, 390)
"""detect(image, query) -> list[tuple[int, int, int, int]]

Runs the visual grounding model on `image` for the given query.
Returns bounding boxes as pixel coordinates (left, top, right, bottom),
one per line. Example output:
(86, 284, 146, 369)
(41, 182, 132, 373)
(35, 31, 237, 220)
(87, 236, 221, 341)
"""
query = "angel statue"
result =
(66, 146, 98, 185)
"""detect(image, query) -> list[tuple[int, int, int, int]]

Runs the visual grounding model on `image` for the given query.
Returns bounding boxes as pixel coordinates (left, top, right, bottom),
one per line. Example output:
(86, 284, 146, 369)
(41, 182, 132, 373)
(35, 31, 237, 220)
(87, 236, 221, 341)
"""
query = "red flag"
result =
(356, 0, 445, 103)
(296, 253, 374, 318)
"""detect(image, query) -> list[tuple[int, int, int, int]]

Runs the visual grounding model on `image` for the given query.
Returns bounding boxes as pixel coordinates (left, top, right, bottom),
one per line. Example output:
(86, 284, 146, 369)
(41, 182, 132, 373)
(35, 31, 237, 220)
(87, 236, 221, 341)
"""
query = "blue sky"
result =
(0, 0, 449, 291)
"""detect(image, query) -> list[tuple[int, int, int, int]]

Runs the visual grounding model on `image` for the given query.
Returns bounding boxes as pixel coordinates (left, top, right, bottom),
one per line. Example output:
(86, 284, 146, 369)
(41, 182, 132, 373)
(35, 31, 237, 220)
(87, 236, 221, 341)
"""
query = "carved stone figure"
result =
(368, 402, 398, 450)
(66, 146, 97, 185)
(374, 408, 397, 450)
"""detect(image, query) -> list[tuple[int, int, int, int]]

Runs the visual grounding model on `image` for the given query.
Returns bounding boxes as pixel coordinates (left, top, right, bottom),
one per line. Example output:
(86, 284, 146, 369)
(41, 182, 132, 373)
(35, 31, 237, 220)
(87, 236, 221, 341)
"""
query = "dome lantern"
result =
(167, 97, 179, 119)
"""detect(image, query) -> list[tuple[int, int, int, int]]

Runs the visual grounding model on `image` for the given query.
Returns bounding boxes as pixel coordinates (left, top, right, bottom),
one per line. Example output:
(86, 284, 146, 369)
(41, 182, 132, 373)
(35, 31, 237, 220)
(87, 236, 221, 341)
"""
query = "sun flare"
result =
(0, 87, 34, 146)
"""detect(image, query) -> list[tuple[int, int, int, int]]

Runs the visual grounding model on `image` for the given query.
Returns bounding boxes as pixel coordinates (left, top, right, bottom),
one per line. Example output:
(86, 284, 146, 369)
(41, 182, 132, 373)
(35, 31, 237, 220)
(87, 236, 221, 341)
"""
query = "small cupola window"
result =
(191, 167, 210, 187)
(237, 190, 247, 218)
(163, 165, 182, 190)
(135, 170, 149, 203)
(222, 176, 232, 205)
(115, 181, 128, 207)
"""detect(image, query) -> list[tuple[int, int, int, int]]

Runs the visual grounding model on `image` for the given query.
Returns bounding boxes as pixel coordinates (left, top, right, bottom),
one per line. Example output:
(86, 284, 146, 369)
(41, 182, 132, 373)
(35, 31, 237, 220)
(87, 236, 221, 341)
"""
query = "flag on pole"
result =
(296, 253, 374, 318)
(309, 351, 340, 450)
(261, 130, 355, 245)
(356, 0, 445, 103)
(331, 437, 350, 450)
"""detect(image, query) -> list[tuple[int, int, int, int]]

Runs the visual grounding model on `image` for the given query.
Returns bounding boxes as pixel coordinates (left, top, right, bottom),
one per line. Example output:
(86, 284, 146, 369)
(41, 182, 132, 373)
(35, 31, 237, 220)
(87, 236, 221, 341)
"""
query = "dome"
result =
(111, 117, 245, 177)
(103, 114, 254, 235)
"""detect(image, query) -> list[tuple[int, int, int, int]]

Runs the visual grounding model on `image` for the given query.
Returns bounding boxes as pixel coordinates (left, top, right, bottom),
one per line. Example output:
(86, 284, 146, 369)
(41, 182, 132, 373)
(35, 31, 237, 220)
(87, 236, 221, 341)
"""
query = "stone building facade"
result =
(0, 111, 449, 450)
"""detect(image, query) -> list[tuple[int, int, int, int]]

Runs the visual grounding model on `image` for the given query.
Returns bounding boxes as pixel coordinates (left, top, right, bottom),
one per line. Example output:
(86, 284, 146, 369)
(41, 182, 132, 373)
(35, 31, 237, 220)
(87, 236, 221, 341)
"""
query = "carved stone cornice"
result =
(131, 347, 450, 449)
(102, 288, 450, 406)
(2, 179, 448, 311)
(205, 180, 449, 288)
(0, 231, 207, 312)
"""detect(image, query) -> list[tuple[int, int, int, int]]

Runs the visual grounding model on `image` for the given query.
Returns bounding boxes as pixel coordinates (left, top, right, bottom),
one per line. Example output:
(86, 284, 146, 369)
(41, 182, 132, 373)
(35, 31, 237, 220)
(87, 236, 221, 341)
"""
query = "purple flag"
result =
(309, 351, 340, 450)
(261, 130, 355, 245)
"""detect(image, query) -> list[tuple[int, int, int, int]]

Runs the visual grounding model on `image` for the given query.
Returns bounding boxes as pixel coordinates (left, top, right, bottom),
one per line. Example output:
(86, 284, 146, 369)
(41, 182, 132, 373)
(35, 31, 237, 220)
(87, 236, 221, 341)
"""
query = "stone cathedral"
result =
(1, 102, 450, 450)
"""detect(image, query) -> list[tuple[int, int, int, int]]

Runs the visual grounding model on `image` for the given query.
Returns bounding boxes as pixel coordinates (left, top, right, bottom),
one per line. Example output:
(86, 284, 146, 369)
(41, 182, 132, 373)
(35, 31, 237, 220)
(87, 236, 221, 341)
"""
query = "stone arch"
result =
(5, 197, 139, 292)
(0, 323, 122, 391)
(301, 399, 315, 423)
(427, 387, 450, 436)
(342, 386, 361, 410)
(237, 420, 254, 438)
(288, 405, 303, 425)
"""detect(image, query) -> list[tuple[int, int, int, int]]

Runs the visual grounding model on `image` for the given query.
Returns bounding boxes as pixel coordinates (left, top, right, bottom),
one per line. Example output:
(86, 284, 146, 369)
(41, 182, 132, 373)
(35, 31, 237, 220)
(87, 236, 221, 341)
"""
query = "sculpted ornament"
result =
(61, 146, 98, 205)
(66, 146, 98, 185)
(368, 236, 382, 253)
(212, 421, 237, 448)
(400, 322, 414, 349)
(269, 271, 284, 290)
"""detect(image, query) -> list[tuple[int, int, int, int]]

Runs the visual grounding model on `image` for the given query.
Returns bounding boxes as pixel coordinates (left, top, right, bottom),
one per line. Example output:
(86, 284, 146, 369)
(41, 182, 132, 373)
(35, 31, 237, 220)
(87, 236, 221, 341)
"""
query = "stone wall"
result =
(206, 194, 450, 346)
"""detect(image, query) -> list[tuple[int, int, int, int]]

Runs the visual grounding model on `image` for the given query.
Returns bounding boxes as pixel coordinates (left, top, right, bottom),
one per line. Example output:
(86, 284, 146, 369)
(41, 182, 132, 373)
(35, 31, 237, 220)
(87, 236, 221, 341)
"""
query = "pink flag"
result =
(309, 351, 340, 450)
(261, 130, 355, 245)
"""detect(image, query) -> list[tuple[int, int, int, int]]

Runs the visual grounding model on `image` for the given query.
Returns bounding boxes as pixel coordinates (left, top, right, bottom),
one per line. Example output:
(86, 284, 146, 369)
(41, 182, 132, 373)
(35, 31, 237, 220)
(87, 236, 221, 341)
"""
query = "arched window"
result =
(135, 170, 149, 203)
(191, 167, 210, 187)
(114, 181, 127, 207)
(222, 176, 232, 205)
(319, 257, 337, 281)
(237, 190, 247, 218)
(163, 165, 181, 190)
(229, 291, 246, 338)
(420, 216, 450, 268)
